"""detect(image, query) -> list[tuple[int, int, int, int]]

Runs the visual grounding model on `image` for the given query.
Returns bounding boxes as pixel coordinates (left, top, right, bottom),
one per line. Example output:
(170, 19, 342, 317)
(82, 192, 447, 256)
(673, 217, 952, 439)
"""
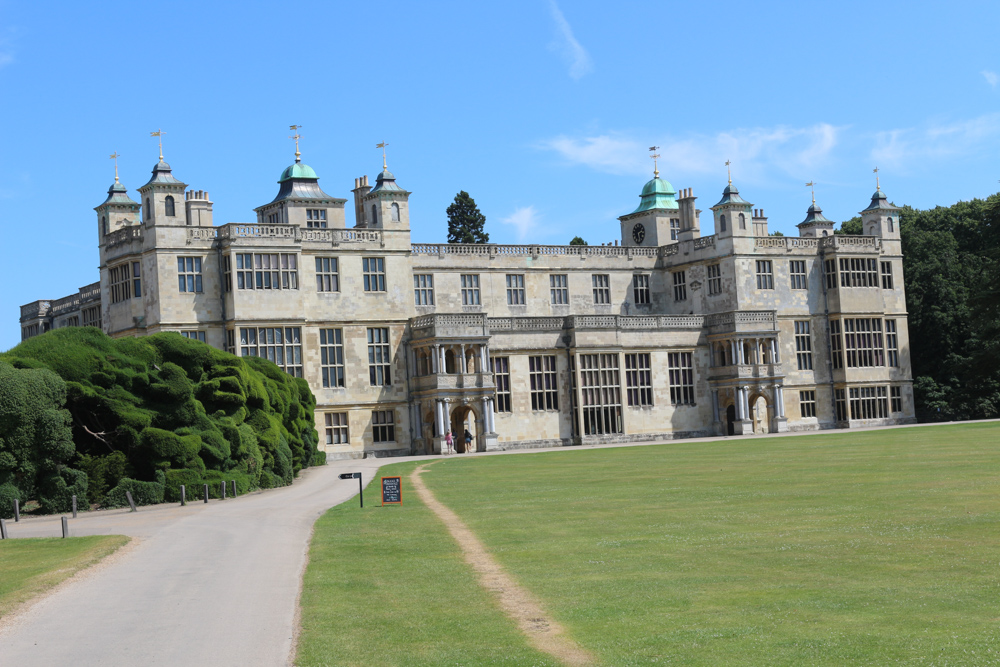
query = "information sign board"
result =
(381, 476, 402, 505)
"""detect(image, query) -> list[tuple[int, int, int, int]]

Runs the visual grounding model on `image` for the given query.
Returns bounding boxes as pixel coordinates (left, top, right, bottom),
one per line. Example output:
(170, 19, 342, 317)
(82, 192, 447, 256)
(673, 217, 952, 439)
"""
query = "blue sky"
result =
(2, 0, 999, 350)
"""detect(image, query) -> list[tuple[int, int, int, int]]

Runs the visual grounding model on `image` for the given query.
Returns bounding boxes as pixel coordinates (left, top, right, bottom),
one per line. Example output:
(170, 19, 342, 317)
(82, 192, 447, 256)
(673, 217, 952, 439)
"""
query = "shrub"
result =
(0, 329, 323, 514)
(105, 476, 165, 508)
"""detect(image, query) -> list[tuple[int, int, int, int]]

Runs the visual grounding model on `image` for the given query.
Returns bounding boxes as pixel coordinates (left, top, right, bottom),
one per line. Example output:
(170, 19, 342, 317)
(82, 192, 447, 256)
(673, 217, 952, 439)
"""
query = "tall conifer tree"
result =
(446, 191, 489, 244)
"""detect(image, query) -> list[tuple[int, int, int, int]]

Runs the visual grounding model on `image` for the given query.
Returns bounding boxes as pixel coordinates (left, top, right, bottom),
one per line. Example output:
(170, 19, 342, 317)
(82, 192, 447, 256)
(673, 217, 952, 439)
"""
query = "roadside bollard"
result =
(72, 495, 78, 518)
(203, 484, 209, 503)
(231, 480, 237, 498)
(14, 498, 20, 522)
(125, 491, 137, 512)
(1, 517, 7, 539)
(221, 481, 226, 500)
(180, 485, 186, 506)
(61, 516, 69, 538)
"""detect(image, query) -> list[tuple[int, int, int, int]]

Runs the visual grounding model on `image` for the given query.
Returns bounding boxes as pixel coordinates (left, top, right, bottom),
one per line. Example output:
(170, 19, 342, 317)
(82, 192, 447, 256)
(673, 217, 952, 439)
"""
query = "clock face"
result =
(632, 223, 646, 244)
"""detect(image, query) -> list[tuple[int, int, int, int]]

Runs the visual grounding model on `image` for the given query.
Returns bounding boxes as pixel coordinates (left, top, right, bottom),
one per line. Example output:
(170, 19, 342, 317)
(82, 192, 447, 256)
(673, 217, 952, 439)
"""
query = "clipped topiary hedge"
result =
(1, 329, 323, 514)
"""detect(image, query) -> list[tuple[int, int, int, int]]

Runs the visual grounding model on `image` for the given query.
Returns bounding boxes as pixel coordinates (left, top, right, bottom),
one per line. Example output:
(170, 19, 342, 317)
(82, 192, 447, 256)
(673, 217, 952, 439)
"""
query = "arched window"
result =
(887, 217, 894, 232)
(822, 230, 828, 237)
(164, 195, 175, 217)
(739, 213, 746, 230)
(371, 204, 378, 225)
(101, 216, 108, 235)
(145, 198, 151, 220)
(390, 202, 400, 222)
(720, 214, 727, 232)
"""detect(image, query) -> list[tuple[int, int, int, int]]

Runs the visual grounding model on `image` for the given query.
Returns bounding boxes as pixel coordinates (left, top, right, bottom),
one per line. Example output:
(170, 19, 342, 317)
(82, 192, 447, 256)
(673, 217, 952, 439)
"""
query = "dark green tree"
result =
(569, 236, 588, 246)
(769, 230, 784, 237)
(447, 191, 489, 244)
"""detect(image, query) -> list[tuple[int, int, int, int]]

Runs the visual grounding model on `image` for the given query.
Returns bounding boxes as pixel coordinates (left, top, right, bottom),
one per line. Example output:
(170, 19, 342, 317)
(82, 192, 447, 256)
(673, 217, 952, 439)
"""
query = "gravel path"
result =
(0, 459, 386, 667)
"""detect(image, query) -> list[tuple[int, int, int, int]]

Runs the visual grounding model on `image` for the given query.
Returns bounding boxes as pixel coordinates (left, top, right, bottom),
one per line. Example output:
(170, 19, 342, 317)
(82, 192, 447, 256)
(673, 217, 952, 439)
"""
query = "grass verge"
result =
(419, 422, 1000, 666)
(296, 460, 559, 667)
(0, 535, 129, 619)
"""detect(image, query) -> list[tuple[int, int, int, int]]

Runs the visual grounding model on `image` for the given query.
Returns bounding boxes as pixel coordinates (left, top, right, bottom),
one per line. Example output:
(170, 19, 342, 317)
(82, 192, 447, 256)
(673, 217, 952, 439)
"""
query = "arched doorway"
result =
(751, 396, 771, 434)
(444, 349, 456, 374)
(726, 404, 736, 435)
(450, 404, 479, 453)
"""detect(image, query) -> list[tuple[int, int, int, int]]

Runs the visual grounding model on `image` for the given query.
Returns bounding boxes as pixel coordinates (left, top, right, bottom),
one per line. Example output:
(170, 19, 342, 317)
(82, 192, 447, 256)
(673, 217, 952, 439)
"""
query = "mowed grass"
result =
(0, 535, 129, 619)
(296, 461, 559, 667)
(419, 422, 1000, 665)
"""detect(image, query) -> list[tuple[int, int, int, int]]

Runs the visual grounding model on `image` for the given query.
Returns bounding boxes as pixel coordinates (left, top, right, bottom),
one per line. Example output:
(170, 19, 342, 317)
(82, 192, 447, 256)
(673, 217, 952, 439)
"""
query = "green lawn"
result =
(0, 535, 129, 619)
(296, 461, 559, 667)
(299, 423, 1000, 666)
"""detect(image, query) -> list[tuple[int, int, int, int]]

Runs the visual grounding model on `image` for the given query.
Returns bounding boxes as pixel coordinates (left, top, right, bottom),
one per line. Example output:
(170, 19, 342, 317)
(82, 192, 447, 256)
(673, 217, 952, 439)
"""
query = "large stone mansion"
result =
(19, 147, 915, 459)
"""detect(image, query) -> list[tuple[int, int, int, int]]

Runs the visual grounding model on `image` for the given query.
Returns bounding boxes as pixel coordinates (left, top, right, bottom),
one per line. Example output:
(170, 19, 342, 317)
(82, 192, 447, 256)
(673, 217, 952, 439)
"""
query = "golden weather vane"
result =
(873, 166, 880, 191)
(110, 152, 121, 183)
(649, 146, 660, 178)
(806, 181, 816, 205)
(726, 159, 732, 185)
(376, 141, 389, 170)
(150, 129, 165, 161)
(289, 125, 303, 161)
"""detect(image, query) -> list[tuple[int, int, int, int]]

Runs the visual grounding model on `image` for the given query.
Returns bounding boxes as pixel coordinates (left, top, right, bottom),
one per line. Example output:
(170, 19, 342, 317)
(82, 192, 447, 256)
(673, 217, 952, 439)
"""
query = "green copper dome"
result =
(632, 176, 679, 213)
(278, 161, 319, 183)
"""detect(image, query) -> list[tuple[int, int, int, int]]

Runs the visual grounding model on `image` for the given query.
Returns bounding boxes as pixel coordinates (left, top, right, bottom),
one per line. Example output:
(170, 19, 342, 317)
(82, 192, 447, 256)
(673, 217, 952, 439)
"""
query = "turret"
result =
(94, 169, 140, 245)
(254, 142, 347, 228)
(362, 149, 411, 230)
(619, 169, 681, 247)
(137, 156, 186, 227)
(711, 181, 753, 239)
(860, 186, 900, 240)
(796, 201, 835, 238)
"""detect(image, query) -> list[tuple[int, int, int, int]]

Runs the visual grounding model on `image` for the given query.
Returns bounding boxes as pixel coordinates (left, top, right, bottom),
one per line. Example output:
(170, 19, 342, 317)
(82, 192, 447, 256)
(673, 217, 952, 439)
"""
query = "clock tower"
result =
(619, 169, 680, 247)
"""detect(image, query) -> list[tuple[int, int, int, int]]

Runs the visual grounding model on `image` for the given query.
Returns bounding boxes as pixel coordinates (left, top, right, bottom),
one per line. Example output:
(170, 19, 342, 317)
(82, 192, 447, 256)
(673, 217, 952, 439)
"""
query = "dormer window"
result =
(165, 195, 175, 217)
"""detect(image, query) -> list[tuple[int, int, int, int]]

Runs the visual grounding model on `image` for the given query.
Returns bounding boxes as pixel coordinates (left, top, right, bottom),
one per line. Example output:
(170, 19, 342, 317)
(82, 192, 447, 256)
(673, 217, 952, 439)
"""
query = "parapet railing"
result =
(78, 282, 101, 302)
(50, 294, 81, 315)
(105, 225, 143, 248)
(754, 235, 881, 252)
(409, 243, 666, 258)
(185, 224, 384, 245)
(20, 301, 50, 319)
(705, 310, 778, 333)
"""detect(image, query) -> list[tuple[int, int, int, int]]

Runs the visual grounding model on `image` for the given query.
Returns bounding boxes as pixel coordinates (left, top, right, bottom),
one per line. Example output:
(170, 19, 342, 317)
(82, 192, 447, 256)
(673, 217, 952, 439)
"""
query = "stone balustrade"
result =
(105, 225, 143, 248)
(705, 310, 777, 333)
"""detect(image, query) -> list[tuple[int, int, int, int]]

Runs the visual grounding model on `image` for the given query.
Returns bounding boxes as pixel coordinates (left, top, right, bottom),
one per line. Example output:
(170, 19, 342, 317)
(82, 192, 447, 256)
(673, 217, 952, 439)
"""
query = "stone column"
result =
(736, 387, 745, 420)
(737, 340, 745, 364)
(770, 338, 779, 364)
(432, 344, 440, 374)
(712, 390, 720, 422)
(459, 344, 467, 374)
(774, 384, 785, 417)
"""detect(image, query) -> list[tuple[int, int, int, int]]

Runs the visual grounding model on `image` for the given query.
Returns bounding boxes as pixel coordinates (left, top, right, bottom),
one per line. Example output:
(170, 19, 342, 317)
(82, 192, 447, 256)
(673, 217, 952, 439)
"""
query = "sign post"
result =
(339, 472, 364, 507)
(381, 477, 402, 505)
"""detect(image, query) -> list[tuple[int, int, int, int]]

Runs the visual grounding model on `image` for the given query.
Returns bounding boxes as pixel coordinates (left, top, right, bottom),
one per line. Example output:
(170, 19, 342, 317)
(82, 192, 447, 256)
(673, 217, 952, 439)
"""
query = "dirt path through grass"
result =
(411, 463, 595, 667)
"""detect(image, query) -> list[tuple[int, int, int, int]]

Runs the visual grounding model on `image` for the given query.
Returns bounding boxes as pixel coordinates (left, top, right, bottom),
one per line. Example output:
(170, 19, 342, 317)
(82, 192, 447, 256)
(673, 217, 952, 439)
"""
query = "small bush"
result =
(0, 482, 21, 519)
(104, 476, 164, 508)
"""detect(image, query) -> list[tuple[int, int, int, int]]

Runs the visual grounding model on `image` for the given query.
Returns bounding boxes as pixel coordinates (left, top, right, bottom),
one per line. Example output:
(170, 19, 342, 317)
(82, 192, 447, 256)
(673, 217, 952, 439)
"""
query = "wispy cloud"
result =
(871, 113, 1000, 167)
(539, 123, 842, 181)
(548, 1, 592, 80)
(499, 206, 539, 241)
(983, 70, 999, 88)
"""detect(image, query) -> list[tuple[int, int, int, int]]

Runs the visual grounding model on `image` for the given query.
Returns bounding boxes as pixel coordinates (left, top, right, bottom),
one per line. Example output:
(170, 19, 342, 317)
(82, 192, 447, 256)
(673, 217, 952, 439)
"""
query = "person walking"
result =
(464, 428, 473, 453)
(445, 430, 453, 454)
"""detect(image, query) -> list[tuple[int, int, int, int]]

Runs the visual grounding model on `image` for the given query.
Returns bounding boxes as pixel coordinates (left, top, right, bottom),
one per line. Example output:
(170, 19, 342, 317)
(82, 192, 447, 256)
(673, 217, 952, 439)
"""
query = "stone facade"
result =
(20, 155, 916, 459)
